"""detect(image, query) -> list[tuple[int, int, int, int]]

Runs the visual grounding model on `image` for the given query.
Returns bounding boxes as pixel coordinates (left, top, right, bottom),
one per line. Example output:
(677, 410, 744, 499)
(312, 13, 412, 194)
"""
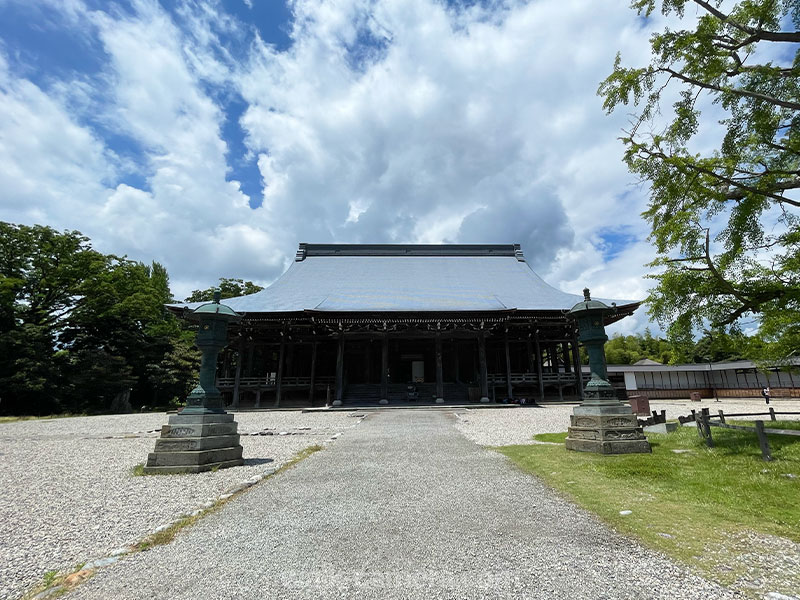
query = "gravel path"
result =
(0, 411, 363, 600)
(64, 410, 737, 600)
(454, 398, 800, 446)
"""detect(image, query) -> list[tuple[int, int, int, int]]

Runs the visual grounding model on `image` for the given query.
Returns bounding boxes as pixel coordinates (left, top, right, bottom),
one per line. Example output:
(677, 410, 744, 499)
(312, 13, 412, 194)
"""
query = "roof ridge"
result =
(296, 243, 524, 260)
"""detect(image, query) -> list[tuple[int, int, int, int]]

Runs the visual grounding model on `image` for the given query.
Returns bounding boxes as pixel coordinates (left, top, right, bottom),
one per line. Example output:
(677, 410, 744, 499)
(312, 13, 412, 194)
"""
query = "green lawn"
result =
(498, 422, 800, 595)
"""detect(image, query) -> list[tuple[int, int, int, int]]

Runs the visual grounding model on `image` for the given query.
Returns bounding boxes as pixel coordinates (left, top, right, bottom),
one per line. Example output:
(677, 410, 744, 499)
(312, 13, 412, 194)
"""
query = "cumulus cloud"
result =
(0, 0, 689, 320)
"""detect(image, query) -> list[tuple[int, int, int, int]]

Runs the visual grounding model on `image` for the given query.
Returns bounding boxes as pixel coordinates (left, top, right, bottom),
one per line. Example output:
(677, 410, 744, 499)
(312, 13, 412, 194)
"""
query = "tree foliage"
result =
(0, 222, 198, 415)
(599, 0, 800, 363)
(184, 278, 263, 303)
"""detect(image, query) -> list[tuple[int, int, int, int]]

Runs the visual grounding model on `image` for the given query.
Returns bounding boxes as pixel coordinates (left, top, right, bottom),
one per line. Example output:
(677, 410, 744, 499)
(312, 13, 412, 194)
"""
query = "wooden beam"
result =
(534, 330, 544, 403)
(504, 334, 513, 400)
(334, 332, 344, 406)
(308, 341, 318, 405)
(571, 335, 584, 400)
(380, 333, 389, 404)
(274, 336, 286, 408)
(436, 334, 444, 403)
(478, 332, 489, 403)
(232, 337, 243, 410)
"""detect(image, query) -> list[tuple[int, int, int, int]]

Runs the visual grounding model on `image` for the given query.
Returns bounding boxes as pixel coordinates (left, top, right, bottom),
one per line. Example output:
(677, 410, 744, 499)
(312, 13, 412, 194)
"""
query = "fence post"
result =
(695, 411, 714, 447)
(718, 409, 726, 424)
(769, 407, 776, 421)
(703, 411, 714, 447)
(755, 420, 773, 461)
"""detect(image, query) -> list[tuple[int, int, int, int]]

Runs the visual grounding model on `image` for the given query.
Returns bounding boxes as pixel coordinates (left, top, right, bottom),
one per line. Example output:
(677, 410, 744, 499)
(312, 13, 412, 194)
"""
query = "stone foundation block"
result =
(161, 422, 239, 438)
(154, 434, 241, 452)
(168, 413, 235, 425)
(145, 445, 243, 468)
(569, 414, 639, 429)
(565, 438, 652, 454)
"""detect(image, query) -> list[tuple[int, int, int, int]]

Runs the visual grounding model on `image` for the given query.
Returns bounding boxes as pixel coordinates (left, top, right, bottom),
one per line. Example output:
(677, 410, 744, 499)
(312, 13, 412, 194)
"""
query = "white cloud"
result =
(0, 0, 698, 317)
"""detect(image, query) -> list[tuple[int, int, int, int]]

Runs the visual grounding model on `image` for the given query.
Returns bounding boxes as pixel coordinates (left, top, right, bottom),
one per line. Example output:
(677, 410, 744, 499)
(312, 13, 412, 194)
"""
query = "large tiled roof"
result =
(172, 244, 639, 314)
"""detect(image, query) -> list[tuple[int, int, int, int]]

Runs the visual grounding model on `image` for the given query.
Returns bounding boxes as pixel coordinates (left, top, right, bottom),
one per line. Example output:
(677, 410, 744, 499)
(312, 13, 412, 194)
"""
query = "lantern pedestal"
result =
(565, 290, 651, 455)
(144, 292, 245, 474)
(143, 413, 243, 474)
(565, 376, 651, 454)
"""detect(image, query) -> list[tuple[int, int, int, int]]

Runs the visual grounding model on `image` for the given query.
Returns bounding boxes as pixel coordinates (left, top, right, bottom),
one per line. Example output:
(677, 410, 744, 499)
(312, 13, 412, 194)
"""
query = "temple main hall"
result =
(171, 244, 639, 407)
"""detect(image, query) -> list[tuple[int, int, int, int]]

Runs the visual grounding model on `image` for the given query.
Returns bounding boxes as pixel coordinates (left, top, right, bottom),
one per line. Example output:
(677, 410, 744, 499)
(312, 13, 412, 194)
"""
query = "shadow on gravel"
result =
(243, 457, 275, 466)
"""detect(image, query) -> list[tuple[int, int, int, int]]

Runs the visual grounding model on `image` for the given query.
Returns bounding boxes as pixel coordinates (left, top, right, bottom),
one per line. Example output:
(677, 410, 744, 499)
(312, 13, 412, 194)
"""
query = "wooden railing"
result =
(693, 407, 800, 461)
(216, 376, 335, 389)
(487, 372, 579, 385)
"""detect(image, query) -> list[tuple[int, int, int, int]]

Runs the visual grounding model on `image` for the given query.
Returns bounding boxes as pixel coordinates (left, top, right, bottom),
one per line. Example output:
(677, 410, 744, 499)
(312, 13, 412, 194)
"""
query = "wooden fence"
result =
(693, 407, 800, 461)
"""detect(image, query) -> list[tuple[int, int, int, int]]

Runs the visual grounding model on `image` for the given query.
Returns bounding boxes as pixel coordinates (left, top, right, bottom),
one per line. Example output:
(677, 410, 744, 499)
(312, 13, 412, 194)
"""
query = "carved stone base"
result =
(143, 412, 244, 474)
(565, 438, 652, 454)
(565, 412, 651, 455)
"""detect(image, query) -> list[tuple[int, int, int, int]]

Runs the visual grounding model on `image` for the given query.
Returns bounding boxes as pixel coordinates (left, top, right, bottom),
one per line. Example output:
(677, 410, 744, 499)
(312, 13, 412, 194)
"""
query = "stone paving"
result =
(63, 411, 738, 600)
(0, 411, 361, 600)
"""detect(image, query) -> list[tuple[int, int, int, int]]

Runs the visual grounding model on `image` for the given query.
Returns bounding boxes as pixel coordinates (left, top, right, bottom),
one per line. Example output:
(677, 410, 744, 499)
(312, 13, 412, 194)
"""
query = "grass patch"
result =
(533, 432, 568, 443)
(21, 564, 93, 600)
(498, 422, 800, 594)
(274, 444, 323, 474)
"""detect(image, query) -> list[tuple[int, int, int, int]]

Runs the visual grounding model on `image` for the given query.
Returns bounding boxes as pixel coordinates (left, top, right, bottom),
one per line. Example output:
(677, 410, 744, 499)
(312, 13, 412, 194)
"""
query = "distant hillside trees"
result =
(603, 330, 673, 365)
(185, 278, 263, 302)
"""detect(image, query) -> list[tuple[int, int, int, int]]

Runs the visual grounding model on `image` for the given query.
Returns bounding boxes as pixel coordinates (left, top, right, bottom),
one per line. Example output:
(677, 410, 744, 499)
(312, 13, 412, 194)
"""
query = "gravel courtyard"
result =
(63, 410, 737, 600)
(0, 411, 363, 600)
(454, 397, 800, 446)
(3, 400, 798, 599)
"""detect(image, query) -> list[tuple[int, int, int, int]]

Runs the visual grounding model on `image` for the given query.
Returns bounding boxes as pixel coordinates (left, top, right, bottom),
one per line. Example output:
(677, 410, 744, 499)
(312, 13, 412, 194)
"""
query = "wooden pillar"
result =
(571, 335, 584, 400)
(504, 333, 513, 400)
(365, 340, 372, 383)
(232, 337, 243, 409)
(526, 338, 534, 373)
(308, 341, 318, 406)
(274, 336, 286, 407)
(246, 343, 254, 376)
(222, 348, 231, 378)
(334, 332, 344, 406)
(435, 335, 444, 403)
(562, 343, 571, 373)
(478, 332, 489, 403)
(454, 340, 461, 383)
(380, 333, 389, 405)
(534, 330, 545, 403)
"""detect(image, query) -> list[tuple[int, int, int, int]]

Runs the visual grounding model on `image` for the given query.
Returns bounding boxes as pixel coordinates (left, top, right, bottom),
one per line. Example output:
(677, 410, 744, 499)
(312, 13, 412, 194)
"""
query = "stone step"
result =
(154, 434, 241, 452)
(145, 445, 243, 467)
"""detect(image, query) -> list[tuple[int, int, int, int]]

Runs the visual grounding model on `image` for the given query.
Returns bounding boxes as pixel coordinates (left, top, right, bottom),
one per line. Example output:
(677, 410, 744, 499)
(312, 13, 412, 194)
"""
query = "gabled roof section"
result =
(172, 243, 639, 314)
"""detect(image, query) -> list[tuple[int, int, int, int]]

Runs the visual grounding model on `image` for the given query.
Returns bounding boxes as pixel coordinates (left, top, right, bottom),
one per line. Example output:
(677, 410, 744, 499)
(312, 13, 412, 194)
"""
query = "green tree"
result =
(0, 222, 197, 415)
(185, 278, 263, 302)
(61, 259, 195, 412)
(0, 223, 106, 413)
(599, 0, 800, 363)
